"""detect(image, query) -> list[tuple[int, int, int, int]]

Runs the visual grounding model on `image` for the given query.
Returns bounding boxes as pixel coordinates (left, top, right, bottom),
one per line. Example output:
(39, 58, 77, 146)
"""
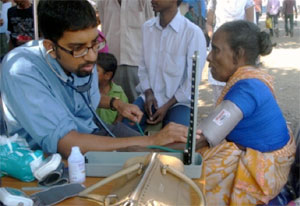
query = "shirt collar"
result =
(153, 9, 182, 32)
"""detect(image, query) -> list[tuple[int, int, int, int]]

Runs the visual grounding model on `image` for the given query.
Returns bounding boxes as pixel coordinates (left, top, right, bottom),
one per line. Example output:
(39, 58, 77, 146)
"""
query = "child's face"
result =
(97, 65, 106, 83)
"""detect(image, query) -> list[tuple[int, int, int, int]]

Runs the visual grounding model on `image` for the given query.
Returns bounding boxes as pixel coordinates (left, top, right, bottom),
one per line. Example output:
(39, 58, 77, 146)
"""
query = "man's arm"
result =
(245, 6, 255, 23)
(146, 96, 177, 125)
(294, 1, 298, 18)
(206, 9, 215, 40)
(99, 95, 143, 123)
(57, 122, 189, 158)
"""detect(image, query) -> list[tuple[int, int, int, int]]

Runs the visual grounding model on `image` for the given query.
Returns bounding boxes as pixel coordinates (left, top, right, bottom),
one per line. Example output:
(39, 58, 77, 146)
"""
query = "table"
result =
(1, 175, 205, 205)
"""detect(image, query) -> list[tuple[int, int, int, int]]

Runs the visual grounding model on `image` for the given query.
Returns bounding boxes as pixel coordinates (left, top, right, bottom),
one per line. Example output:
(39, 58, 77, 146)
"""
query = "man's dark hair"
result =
(177, 0, 183, 6)
(97, 53, 118, 79)
(38, 0, 98, 43)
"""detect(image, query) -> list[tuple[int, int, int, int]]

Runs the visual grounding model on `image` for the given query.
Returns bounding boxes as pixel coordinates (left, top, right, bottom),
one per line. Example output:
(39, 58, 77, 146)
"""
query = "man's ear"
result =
(43, 39, 57, 58)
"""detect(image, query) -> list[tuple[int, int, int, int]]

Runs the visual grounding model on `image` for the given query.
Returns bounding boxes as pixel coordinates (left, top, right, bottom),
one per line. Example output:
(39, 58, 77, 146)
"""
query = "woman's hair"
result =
(38, 0, 98, 43)
(97, 53, 118, 79)
(218, 20, 273, 65)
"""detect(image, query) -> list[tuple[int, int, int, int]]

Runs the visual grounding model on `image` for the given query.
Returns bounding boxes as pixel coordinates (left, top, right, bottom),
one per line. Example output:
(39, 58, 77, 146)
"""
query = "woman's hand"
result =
(151, 122, 188, 146)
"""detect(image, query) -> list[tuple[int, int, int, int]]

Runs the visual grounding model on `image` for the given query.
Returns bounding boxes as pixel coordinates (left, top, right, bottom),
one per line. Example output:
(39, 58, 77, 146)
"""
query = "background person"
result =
(282, 0, 298, 37)
(267, 0, 281, 36)
(96, 52, 128, 124)
(97, 0, 154, 103)
(254, 0, 263, 24)
(124, 0, 207, 132)
(198, 20, 295, 205)
(7, 0, 33, 49)
(0, 0, 13, 61)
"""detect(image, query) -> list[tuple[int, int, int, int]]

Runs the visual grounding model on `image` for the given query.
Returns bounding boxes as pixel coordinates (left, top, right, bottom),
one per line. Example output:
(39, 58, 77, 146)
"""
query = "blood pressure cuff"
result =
(199, 100, 243, 147)
(31, 183, 85, 206)
(38, 162, 68, 187)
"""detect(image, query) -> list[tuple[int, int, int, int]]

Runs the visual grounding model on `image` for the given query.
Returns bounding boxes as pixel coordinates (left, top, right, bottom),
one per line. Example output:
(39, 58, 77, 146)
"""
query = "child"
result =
(96, 53, 128, 124)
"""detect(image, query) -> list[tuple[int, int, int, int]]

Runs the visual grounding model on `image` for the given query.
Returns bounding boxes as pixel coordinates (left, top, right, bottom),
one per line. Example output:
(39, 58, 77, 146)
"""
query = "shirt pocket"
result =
(162, 52, 186, 98)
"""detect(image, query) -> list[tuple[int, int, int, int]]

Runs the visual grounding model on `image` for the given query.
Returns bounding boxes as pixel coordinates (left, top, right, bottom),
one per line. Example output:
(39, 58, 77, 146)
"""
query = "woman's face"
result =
(207, 30, 238, 82)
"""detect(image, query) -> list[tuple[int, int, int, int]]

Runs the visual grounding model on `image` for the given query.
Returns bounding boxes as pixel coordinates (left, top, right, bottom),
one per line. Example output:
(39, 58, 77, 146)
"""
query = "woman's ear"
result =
(43, 39, 57, 58)
(233, 47, 245, 66)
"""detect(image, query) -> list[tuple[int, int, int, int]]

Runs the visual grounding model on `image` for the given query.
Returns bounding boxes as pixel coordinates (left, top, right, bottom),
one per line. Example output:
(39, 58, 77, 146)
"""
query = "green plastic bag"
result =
(266, 17, 272, 29)
(0, 134, 44, 182)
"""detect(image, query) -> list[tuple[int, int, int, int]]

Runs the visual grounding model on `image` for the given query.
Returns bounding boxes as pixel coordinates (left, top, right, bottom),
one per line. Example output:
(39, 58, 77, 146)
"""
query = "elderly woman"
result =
(198, 20, 296, 205)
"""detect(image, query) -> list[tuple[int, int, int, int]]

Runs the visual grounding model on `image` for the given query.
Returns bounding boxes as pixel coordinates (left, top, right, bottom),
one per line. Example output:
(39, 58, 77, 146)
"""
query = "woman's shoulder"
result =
(229, 78, 272, 97)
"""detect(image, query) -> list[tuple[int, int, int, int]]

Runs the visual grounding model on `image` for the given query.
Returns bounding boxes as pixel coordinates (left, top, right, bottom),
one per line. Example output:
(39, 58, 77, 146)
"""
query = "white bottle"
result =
(68, 146, 86, 184)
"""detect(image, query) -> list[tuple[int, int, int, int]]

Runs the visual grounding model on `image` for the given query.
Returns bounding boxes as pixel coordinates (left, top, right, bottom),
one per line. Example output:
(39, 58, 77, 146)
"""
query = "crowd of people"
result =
(0, 0, 298, 205)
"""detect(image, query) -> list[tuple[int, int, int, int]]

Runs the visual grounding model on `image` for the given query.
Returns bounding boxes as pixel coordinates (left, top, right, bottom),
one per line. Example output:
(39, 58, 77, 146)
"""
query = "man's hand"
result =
(0, 19, 3, 26)
(151, 122, 188, 146)
(144, 89, 158, 120)
(146, 104, 168, 125)
(114, 100, 143, 123)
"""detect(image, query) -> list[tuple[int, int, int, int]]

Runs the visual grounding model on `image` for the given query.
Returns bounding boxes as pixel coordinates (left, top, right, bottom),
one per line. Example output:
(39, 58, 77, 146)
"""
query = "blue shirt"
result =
(224, 79, 289, 152)
(0, 40, 100, 153)
(183, 0, 207, 18)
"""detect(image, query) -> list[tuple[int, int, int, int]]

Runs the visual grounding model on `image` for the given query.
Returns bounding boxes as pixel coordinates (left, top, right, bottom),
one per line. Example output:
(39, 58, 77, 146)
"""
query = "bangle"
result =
(109, 97, 118, 111)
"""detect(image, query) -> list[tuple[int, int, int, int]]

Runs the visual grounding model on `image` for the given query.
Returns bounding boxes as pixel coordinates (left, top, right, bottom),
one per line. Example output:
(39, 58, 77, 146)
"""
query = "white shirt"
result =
(137, 11, 207, 108)
(97, 0, 154, 66)
(207, 0, 255, 86)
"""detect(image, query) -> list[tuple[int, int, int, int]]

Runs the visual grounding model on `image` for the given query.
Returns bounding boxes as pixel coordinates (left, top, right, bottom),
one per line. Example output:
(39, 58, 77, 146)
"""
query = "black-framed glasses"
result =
(55, 38, 106, 58)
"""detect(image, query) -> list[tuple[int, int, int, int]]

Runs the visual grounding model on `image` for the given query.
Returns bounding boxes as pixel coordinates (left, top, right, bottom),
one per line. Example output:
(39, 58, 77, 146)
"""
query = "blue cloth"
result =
(183, 0, 207, 18)
(224, 79, 289, 152)
(0, 40, 100, 153)
(123, 97, 190, 132)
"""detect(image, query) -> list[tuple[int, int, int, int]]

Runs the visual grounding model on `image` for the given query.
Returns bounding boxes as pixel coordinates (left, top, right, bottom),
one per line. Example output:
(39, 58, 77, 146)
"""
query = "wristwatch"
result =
(109, 97, 119, 111)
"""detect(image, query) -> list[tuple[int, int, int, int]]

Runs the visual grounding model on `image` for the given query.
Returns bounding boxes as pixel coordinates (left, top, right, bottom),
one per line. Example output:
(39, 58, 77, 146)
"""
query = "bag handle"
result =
(162, 165, 206, 206)
(79, 162, 143, 198)
(79, 162, 206, 206)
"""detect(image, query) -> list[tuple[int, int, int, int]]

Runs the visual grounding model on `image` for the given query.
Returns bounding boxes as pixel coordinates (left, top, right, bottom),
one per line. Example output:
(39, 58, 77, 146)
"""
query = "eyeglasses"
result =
(55, 38, 106, 58)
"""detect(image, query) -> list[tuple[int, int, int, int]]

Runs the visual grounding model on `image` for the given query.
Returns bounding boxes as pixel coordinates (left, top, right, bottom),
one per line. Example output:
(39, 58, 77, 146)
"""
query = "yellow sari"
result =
(198, 66, 296, 206)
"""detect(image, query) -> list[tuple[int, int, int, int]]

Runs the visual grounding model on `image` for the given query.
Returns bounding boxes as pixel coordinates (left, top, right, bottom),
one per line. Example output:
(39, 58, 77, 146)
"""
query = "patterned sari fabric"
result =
(198, 66, 296, 206)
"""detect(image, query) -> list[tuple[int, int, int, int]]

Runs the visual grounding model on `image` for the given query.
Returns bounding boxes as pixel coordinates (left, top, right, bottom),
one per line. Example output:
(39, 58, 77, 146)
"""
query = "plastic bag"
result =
(0, 134, 44, 182)
(266, 17, 272, 29)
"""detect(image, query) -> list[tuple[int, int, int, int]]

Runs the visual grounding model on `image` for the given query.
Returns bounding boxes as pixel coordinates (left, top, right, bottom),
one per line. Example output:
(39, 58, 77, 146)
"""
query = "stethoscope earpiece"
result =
(47, 49, 54, 54)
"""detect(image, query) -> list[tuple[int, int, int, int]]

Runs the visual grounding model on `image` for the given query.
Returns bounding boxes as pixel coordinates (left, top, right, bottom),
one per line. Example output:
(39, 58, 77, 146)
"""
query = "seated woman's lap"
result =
(123, 97, 190, 132)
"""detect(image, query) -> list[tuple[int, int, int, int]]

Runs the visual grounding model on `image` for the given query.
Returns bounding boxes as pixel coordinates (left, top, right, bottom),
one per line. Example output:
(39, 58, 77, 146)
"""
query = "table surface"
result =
(1, 175, 205, 206)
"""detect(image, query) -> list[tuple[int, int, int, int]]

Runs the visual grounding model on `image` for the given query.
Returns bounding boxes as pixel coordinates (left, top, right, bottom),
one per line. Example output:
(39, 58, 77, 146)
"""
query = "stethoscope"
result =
(45, 49, 116, 137)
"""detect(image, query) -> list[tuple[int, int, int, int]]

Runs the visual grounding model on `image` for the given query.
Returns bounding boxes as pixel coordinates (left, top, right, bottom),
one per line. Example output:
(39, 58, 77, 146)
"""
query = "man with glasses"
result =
(0, 0, 191, 158)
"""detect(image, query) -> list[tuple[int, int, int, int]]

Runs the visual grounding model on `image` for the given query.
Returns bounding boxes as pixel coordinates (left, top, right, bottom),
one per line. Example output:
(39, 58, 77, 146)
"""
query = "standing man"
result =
(0, 0, 191, 158)
(7, 0, 34, 49)
(282, 0, 297, 37)
(0, 0, 13, 61)
(97, 0, 154, 103)
(206, 0, 255, 104)
(125, 0, 207, 132)
(267, 0, 281, 36)
(254, 0, 263, 24)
